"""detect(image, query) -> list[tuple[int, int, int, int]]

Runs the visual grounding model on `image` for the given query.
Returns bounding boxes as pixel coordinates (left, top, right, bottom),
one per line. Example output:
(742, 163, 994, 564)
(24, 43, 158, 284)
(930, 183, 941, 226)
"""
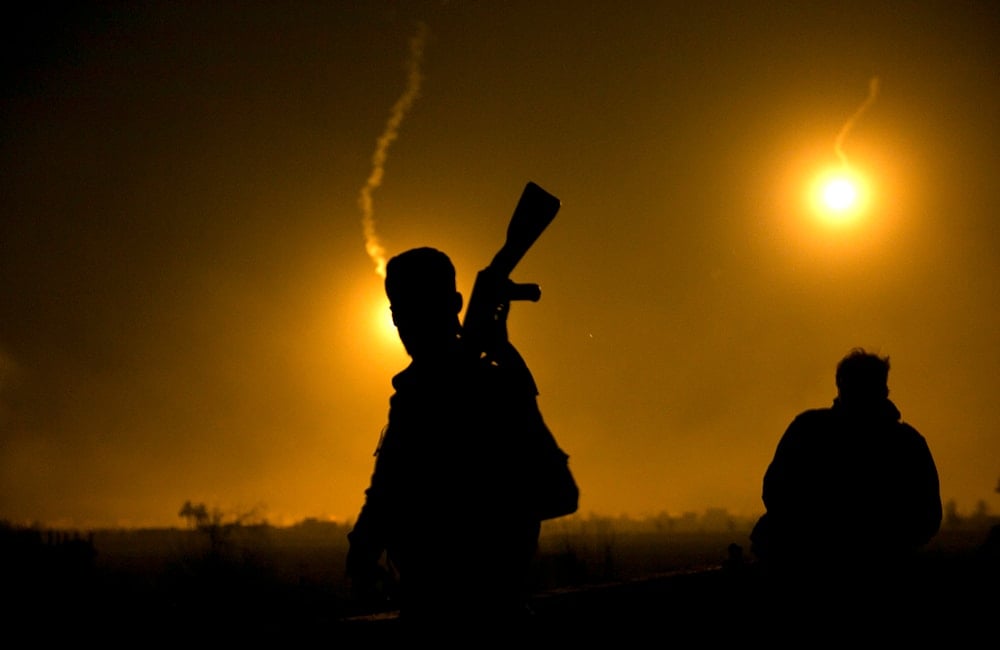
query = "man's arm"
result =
(761, 417, 805, 513)
(345, 432, 399, 599)
(906, 428, 943, 546)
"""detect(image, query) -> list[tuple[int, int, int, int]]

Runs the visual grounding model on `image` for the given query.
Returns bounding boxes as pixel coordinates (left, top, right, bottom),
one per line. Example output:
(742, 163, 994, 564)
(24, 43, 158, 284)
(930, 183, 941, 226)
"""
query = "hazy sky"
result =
(2, 1, 998, 529)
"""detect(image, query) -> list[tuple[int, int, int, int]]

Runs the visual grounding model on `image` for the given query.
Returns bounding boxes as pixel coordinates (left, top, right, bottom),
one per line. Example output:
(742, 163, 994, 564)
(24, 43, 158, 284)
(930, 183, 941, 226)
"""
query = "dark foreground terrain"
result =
(341, 542, 998, 644)
(3, 518, 997, 644)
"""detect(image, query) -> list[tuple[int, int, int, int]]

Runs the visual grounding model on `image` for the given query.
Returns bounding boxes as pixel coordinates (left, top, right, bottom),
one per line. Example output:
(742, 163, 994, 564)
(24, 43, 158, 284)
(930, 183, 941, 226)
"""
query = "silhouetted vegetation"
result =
(2, 504, 997, 640)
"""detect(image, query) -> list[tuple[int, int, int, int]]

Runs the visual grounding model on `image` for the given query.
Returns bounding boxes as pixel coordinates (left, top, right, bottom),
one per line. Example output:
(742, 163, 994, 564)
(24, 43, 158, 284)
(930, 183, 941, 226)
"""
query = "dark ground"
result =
(338, 551, 997, 645)
(4, 521, 996, 644)
(338, 525, 999, 644)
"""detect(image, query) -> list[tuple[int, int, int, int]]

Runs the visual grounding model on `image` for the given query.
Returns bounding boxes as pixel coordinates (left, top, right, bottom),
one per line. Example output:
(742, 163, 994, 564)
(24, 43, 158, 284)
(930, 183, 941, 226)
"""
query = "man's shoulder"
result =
(790, 407, 836, 425)
(389, 357, 529, 393)
(779, 408, 838, 441)
(389, 358, 474, 389)
(894, 419, 930, 445)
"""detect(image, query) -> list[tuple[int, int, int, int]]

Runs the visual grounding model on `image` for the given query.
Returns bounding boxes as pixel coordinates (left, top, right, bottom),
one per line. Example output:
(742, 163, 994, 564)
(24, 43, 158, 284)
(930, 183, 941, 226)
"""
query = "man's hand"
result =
(465, 266, 518, 362)
(346, 553, 396, 610)
(348, 572, 383, 604)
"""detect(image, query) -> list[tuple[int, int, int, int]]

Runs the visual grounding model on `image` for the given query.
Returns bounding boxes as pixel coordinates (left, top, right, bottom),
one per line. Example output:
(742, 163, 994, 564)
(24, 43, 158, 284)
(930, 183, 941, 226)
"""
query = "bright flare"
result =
(822, 176, 858, 212)
(810, 167, 869, 223)
(373, 294, 399, 348)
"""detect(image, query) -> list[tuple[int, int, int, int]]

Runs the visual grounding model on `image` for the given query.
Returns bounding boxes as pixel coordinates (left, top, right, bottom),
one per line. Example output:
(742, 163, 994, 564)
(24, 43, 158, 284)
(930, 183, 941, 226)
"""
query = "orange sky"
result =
(2, 1, 998, 529)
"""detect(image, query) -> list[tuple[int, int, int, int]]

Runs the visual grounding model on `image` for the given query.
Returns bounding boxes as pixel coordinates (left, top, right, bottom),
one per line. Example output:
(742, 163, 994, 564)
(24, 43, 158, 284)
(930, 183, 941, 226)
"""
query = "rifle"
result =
(461, 181, 561, 365)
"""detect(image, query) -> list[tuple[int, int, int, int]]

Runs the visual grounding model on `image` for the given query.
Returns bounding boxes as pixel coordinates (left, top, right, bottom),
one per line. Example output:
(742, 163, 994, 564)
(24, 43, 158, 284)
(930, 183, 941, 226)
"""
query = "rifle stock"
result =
(461, 182, 560, 362)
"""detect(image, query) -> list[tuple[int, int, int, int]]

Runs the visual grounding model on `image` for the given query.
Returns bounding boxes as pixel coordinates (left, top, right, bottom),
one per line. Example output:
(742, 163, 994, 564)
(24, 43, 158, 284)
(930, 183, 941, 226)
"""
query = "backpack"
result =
(532, 442, 579, 520)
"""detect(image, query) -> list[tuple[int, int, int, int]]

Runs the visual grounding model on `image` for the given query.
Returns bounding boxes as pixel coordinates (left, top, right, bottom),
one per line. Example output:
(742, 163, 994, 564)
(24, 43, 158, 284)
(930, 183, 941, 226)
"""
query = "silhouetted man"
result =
(346, 247, 572, 636)
(750, 349, 942, 625)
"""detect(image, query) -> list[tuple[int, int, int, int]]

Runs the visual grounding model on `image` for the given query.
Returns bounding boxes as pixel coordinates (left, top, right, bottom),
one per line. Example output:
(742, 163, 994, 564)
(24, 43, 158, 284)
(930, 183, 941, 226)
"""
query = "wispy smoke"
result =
(358, 22, 428, 278)
(834, 76, 880, 169)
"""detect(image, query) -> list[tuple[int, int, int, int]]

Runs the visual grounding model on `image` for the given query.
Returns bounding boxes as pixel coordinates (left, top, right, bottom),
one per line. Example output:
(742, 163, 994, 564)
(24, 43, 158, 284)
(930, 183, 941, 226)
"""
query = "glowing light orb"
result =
(810, 167, 870, 223)
(373, 295, 399, 346)
(822, 177, 858, 211)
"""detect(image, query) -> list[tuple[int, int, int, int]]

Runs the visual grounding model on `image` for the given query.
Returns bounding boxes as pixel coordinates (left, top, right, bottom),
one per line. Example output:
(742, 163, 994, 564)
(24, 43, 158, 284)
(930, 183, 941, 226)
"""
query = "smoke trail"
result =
(834, 76, 880, 169)
(358, 22, 428, 278)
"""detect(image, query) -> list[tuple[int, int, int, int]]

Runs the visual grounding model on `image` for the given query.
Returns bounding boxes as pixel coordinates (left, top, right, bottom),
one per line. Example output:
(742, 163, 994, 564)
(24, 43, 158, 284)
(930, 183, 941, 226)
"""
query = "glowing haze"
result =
(1, 3, 998, 530)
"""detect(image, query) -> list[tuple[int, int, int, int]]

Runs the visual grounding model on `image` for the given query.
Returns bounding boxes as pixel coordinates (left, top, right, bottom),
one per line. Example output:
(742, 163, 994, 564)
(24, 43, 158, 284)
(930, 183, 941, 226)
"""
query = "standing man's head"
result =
(385, 247, 463, 360)
(835, 348, 890, 408)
